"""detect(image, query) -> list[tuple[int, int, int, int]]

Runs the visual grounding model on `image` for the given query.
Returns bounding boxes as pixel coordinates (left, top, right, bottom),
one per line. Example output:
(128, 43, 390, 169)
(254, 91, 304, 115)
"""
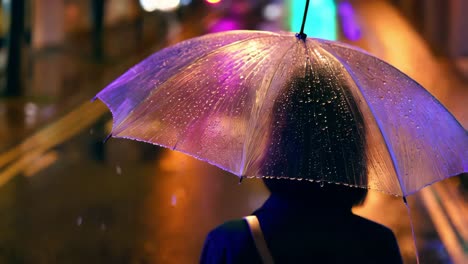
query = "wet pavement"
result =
(0, 1, 466, 263)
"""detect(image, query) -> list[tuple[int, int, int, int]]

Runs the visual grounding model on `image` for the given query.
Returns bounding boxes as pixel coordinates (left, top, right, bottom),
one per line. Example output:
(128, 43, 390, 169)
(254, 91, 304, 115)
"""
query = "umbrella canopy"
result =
(95, 30, 467, 197)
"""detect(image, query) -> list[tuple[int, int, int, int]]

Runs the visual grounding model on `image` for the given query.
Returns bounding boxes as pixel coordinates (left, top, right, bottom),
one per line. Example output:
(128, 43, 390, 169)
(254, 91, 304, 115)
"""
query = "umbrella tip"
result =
(295, 33, 307, 42)
(103, 133, 113, 144)
(403, 196, 408, 204)
(238, 176, 244, 184)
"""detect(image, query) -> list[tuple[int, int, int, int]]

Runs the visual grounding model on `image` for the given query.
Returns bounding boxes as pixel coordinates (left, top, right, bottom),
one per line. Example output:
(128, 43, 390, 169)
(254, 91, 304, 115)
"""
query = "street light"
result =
(139, 0, 181, 12)
(205, 0, 222, 5)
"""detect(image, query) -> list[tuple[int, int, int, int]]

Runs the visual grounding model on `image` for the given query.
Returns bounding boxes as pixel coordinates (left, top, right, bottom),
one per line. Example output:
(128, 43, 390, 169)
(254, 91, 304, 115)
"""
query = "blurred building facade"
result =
(390, 0, 468, 77)
(0, 0, 198, 97)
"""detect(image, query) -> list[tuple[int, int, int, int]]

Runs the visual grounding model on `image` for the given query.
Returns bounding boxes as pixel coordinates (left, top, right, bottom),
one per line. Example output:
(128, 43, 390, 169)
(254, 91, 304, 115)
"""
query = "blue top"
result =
(200, 194, 403, 264)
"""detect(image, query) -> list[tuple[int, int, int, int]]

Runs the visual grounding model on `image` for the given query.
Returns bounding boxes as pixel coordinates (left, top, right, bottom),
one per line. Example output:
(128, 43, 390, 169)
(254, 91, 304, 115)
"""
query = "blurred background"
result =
(0, 0, 466, 263)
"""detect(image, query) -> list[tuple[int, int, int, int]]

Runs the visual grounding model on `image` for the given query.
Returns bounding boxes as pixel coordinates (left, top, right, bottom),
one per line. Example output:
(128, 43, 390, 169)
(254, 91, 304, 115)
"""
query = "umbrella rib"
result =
(316, 45, 405, 195)
(170, 36, 287, 151)
(240, 40, 297, 176)
(307, 44, 360, 186)
(171, 53, 271, 152)
(316, 40, 466, 130)
(302, 41, 325, 181)
(115, 34, 283, 135)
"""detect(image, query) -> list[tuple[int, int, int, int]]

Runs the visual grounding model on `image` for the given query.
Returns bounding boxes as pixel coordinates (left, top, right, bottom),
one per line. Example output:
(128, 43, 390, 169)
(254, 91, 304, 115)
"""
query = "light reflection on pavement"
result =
(141, 151, 268, 263)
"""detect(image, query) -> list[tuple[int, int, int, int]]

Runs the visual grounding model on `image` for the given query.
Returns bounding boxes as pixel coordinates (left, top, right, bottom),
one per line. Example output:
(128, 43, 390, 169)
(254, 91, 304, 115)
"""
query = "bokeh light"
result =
(139, 0, 180, 12)
(263, 3, 283, 21)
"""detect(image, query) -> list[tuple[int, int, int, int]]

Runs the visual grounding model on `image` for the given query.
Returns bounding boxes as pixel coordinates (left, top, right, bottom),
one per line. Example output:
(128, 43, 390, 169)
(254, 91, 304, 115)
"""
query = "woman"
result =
(201, 69, 403, 263)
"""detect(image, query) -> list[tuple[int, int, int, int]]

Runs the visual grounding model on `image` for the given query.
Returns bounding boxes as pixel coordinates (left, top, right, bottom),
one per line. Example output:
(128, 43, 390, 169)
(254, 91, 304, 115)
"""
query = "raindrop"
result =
(116, 166, 122, 175)
(89, 129, 94, 135)
(76, 217, 83, 226)
(383, 81, 387, 85)
(320, 181, 325, 187)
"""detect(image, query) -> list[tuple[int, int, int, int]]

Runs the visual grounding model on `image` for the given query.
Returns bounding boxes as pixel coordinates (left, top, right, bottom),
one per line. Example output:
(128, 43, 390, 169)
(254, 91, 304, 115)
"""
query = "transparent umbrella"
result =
(94, 1, 467, 262)
(94, 29, 466, 198)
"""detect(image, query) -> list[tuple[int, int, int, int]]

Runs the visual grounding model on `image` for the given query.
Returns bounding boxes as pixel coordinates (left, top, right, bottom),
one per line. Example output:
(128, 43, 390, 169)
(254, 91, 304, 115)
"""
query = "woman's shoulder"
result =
(201, 218, 261, 263)
(206, 219, 250, 242)
(351, 214, 396, 235)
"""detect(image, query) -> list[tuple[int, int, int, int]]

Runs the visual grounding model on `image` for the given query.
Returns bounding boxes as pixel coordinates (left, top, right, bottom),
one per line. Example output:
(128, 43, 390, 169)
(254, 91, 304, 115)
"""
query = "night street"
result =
(0, 1, 466, 263)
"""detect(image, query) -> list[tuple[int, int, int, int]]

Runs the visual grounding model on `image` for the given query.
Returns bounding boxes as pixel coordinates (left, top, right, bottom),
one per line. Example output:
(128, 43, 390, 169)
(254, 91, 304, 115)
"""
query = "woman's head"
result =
(261, 68, 368, 207)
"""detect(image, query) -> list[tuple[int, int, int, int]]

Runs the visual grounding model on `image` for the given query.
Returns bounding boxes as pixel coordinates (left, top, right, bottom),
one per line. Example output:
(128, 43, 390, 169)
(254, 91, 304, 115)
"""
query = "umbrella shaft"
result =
(299, 0, 311, 38)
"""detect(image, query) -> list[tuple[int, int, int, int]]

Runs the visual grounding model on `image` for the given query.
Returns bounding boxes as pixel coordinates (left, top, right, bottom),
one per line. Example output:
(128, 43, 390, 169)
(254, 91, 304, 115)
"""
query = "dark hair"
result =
(261, 67, 368, 208)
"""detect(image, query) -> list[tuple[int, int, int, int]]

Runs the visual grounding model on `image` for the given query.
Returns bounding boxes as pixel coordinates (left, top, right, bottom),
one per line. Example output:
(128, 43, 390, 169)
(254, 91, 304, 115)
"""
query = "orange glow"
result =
(206, 0, 221, 4)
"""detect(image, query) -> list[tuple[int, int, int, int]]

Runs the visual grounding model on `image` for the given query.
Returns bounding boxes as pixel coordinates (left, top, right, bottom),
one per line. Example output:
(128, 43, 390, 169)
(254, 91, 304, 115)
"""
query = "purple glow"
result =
(338, 2, 354, 16)
(208, 18, 242, 33)
(95, 31, 467, 197)
(338, 2, 362, 41)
